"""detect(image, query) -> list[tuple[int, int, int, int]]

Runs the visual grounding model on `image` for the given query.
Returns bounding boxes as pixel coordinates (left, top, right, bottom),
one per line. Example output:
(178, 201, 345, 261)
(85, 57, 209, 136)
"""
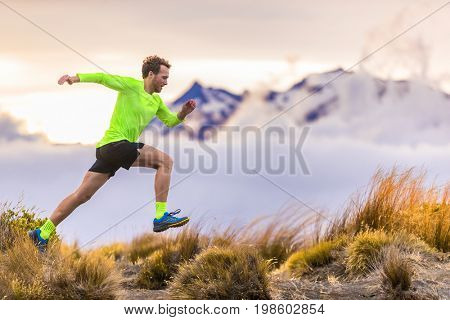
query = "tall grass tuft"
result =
(136, 246, 177, 290)
(0, 233, 122, 299)
(346, 230, 392, 275)
(127, 233, 165, 263)
(379, 246, 413, 298)
(69, 251, 122, 299)
(326, 168, 449, 252)
(0, 236, 48, 299)
(241, 209, 321, 269)
(284, 239, 345, 277)
(0, 202, 48, 252)
(136, 226, 202, 289)
(168, 246, 271, 300)
(90, 242, 128, 261)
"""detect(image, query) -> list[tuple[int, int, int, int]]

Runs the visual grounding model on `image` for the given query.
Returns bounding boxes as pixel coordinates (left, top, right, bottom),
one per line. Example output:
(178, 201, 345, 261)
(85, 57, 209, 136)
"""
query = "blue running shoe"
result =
(153, 209, 189, 233)
(28, 229, 48, 253)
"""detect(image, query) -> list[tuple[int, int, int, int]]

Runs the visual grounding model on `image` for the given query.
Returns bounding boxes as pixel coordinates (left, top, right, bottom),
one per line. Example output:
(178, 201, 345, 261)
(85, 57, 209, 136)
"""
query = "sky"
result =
(0, 1, 449, 246)
(1, 0, 449, 144)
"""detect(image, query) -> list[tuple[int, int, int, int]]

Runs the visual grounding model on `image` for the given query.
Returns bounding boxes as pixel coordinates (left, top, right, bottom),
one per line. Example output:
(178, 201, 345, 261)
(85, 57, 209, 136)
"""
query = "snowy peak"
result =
(145, 70, 450, 145)
(173, 81, 206, 105)
(228, 70, 450, 145)
(173, 81, 243, 107)
(146, 81, 243, 139)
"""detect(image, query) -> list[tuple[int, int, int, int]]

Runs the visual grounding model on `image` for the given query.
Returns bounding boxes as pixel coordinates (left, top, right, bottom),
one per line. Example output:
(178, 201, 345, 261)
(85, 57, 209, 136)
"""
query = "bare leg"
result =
(131, 145, 173, 202)
(49, 171, 110, 226)
(131, 145, 189, 232)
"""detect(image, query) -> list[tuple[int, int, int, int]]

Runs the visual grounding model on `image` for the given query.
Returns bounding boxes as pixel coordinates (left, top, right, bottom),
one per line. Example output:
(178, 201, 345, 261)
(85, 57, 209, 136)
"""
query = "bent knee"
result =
(164, 155, 174, 169)
(154, 153, 173, 170)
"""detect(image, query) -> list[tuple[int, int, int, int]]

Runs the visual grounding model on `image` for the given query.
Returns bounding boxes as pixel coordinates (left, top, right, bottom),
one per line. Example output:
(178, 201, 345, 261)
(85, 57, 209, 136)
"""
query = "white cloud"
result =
(0, 111, 47, 142)
(0, 89, 115, 144)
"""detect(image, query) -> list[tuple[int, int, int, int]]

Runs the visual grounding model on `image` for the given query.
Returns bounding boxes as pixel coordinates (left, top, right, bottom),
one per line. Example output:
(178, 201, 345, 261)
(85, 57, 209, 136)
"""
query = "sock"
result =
(155, 202, 167, 219)
(39, 219, 56, 240)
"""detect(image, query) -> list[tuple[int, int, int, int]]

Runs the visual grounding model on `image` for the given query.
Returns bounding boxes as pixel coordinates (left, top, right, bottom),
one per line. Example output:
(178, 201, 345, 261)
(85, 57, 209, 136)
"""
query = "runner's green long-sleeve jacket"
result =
(77, 73, 183, 148)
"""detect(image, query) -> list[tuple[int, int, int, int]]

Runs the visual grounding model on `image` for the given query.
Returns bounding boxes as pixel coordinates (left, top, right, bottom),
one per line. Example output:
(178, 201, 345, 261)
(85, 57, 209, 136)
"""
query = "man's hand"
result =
(177, 99, 197, 121)
(182, 99, 197, 114)
(58, 74, 80, 85)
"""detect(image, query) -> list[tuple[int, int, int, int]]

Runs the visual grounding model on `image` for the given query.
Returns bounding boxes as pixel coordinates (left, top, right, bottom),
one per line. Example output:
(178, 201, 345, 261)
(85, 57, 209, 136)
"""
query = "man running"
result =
(29, 55, 196, 252)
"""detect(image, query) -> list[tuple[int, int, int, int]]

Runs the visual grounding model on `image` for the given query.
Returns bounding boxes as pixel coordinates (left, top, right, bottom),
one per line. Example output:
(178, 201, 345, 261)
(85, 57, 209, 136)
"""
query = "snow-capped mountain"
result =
(147, 69, 450, 145)
(146, 81, 243, 139)
(227, 69, 450, 145)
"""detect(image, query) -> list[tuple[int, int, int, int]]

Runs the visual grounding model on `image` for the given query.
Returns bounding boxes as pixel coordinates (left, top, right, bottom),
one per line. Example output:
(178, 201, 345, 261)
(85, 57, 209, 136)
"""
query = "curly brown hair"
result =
(142, 55, 171, 78)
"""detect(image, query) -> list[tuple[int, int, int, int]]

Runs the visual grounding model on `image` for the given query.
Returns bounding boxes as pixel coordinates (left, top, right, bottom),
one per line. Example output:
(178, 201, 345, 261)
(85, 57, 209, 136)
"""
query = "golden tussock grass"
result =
(345, 230, 393, 275)
(239, 210, 321, 270)
(0, 236, 123, 299)
(379, 245, 413, 298)
(0, 206, 123, 300)
(326, 167, 449, 252)
(0, 202, 48, 252)
(127, 233, 165, 264)
(136, 225, 202, 290)
(136, 246, 177, 290)
(284, 237, 347, 277)
(168, 245, 271, 300)
(89, 242, 128, 261)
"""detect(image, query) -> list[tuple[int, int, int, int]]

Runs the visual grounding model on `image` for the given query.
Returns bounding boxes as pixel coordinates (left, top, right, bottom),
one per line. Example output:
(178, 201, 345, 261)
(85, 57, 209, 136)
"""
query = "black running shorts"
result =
(88, 139, 145, 177)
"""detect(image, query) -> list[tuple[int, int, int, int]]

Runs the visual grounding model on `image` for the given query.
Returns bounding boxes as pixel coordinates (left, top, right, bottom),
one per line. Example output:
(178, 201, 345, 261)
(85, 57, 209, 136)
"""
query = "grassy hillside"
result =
(0, 167, 448, 300)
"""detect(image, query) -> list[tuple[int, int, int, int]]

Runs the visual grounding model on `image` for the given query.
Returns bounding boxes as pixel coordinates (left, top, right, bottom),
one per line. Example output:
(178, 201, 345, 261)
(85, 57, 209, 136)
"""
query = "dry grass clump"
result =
(127, 233, 165, 263)
(346, 230, 392, 275)
(239, 210, 321, 270)
(136, 245, 178, 290)
(390, 232, 434, 254)
(90, 242, 128, 261)
(68, 251, 122, 299)
(0, 234, 122, 299)
(171, 224, 203, 260)
(402, 202, 448, 252)
(283, 238, 346, 277)
(136, 226, 202, 290)
(0, 202, 49, 252)
(168, 245, 271, 300)
(47, 248, 122, 299)
(0, 236, 48, 299)
(379, 246, 413, 298)
(327, 168, 449, 252)
(59, 242, 82, 260)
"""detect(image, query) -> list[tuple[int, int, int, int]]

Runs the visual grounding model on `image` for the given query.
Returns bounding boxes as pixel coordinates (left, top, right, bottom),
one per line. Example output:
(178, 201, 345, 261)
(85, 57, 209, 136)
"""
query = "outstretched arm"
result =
(58, 73, 133, 92)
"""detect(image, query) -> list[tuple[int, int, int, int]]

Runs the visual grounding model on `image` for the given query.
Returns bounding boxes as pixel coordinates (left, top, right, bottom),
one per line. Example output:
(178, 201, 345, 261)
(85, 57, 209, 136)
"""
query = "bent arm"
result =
(156, 97, 184, 128)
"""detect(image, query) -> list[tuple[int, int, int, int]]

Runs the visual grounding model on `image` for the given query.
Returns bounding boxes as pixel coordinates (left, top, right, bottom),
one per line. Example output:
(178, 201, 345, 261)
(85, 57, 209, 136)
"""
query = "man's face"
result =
(151, 65, 169, 93)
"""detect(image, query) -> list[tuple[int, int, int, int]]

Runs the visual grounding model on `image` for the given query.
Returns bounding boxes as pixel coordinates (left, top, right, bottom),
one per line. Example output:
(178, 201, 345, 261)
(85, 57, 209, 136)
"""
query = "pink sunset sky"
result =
(0, 0, 449, 144)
